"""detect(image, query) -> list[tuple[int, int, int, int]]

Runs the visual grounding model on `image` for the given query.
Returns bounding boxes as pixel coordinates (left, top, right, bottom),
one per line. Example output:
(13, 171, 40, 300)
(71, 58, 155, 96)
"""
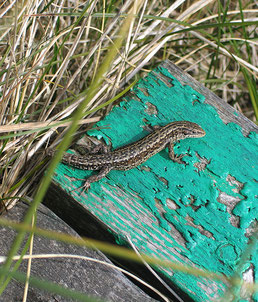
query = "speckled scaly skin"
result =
(47, 121, 206, 190)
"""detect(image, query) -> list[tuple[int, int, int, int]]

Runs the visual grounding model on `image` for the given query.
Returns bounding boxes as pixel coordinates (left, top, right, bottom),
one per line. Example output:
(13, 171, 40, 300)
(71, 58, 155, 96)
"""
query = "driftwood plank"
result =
(45, 60, 258, 302)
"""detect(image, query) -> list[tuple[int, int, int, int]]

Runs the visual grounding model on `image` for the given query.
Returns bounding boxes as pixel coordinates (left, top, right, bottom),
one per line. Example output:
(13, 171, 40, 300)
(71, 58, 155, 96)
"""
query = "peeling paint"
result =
(144, 101, 158, 116)
(52, 66, 258, 301)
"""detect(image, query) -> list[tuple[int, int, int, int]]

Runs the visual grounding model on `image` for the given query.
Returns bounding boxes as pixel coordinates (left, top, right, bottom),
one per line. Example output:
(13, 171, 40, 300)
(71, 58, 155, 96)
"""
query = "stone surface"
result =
(0, 202, 157, 302)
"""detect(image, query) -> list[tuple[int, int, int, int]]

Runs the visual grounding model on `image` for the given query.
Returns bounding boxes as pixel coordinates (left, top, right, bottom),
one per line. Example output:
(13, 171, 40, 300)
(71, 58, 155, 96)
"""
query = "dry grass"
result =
(0, 0, 257, 209)
(0, 0, 257, 300)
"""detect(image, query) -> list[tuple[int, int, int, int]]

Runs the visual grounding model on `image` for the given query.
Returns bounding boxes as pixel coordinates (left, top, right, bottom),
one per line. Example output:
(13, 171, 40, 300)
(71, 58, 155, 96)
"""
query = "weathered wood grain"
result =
(162, 60, 258, 136)
(45, 60, 258, 302)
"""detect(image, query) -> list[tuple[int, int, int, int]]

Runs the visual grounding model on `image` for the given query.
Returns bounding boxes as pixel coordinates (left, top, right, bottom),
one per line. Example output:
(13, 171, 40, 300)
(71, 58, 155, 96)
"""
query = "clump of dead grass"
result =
(0, 0, 257, 208)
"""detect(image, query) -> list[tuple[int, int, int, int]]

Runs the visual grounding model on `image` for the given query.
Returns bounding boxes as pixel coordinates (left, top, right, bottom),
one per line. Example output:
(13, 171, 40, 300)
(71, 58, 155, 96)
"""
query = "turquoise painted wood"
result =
(51, 62, 258, 301)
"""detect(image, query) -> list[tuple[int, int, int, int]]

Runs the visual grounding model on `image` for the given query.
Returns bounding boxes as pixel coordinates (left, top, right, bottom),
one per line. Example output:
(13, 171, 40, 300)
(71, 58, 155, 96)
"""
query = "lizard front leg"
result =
(167, 141, 188, 165)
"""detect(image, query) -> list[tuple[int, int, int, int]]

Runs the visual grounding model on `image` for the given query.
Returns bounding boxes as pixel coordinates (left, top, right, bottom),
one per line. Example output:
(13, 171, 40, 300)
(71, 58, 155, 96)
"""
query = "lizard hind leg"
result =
(72, 166, 112, 194)
(75, 137, 112, 155)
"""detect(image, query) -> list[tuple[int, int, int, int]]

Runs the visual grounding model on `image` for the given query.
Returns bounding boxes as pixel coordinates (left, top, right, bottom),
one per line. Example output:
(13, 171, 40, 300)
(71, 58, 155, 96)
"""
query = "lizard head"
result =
(171, 121, 206, 140)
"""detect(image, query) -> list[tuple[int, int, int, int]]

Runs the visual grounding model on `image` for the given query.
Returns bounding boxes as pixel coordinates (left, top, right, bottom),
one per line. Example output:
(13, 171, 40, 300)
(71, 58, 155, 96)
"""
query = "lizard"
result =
(47, 121, 206, 191)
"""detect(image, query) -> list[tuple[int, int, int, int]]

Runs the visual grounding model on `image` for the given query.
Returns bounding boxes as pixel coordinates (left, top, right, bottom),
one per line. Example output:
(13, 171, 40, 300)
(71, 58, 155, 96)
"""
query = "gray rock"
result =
(0, 202, 157, 302)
